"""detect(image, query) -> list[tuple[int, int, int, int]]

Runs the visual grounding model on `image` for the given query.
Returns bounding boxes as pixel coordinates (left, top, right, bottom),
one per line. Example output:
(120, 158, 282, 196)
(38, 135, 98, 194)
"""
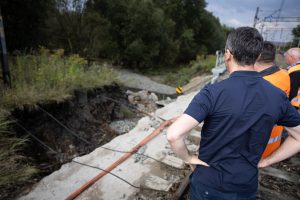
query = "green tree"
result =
(0, 0, 56, 51)
(292, 25, 300, 47)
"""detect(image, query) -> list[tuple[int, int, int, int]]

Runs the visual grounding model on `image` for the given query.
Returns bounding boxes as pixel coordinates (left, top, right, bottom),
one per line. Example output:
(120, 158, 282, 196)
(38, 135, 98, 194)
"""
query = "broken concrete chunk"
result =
(188, 130, 201, 144)
(187, 144, 199, 153)
(140, 175, 172, 192)
(161, 155, 185, 169)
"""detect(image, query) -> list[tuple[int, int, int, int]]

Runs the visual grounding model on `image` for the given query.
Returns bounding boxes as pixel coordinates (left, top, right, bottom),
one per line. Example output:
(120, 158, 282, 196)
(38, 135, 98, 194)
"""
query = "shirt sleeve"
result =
(277, 97, 300, 127)
(184, 85, 213, 123)
(289, 71, 300, 101)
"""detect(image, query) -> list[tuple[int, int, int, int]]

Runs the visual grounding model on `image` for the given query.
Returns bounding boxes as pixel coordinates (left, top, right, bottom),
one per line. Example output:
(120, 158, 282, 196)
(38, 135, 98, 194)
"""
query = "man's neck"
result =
(228, 63, 255, 74)
(254, 62, 274, 72)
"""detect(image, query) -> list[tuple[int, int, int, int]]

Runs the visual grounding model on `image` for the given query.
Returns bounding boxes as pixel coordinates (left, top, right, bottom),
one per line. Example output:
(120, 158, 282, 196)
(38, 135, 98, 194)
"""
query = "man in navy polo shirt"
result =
(167, 27, 300, 200)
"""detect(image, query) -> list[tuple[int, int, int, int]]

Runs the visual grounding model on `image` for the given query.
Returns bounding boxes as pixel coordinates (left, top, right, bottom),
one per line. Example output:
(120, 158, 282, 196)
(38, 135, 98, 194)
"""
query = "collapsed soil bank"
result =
(4, 84, 142, 200)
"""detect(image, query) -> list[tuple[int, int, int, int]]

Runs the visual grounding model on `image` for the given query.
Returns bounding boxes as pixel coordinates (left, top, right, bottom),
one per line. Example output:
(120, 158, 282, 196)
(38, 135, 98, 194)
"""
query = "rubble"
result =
(127, 90, 158, 113)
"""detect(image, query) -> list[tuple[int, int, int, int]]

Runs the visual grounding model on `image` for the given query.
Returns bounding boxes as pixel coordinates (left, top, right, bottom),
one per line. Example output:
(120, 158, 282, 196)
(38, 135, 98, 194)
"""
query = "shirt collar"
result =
(230, 70, 261, 77)
(259, 66, 280, 77)
(287, 61, 300, 70)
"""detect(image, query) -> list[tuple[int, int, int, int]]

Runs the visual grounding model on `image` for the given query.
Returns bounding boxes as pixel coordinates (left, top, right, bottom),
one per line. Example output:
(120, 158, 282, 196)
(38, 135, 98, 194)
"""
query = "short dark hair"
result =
(256, 41, 276, 63)
(225, 27, 263, 66)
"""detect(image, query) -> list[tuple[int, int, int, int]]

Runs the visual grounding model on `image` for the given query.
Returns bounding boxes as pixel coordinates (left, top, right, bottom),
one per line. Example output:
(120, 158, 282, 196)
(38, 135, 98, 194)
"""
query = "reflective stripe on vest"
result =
(268, 134, 282, 144)
(291, 90, 300, 106)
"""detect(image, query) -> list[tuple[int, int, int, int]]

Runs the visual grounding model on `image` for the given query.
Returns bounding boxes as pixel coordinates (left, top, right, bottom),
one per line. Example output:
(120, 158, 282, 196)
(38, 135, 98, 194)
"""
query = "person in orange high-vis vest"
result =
(255, 41, 290, 158)
(285, 48, 300, 110)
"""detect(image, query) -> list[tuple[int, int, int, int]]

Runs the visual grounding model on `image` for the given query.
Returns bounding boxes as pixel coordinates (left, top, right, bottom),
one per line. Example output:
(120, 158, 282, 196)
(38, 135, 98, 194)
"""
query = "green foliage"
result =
(119, 105, 135, 118)
(164, 54, 216, 86)
(2, 0, 227, 69)
(292, 25, 300, 47)
(0, 0, 56, 51)
(0, 114, 38, 188)
(0, 48, 117, 109)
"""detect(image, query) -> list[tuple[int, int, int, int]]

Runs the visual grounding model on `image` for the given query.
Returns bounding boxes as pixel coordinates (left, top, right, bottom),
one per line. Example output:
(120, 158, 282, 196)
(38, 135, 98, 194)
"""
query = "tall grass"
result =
(0, 113, 38, 188)
(0, 48, 117, 110)
(164, 54, 216, 86)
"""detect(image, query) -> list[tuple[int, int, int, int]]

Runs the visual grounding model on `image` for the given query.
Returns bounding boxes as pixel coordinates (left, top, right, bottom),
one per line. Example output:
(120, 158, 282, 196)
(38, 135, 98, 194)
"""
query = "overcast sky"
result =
(205, 0, 300, 42)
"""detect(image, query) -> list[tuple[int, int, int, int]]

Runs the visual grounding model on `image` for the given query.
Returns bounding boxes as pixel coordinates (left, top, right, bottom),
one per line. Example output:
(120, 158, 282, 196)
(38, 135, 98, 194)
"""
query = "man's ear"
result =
(256, 54, 261, 62)
(224, 49, 231, 61)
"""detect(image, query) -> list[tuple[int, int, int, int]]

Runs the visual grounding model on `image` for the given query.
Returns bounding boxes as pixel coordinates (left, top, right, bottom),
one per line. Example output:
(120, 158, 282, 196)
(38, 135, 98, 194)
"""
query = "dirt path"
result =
(117, 69, 175, 95)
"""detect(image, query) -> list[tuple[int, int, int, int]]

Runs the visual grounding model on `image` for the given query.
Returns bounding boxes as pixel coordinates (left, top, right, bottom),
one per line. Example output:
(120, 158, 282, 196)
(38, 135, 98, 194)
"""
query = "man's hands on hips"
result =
(185, 154, 209, 171)
(257, 158, 270, 168)
(167, 114, 209, 171)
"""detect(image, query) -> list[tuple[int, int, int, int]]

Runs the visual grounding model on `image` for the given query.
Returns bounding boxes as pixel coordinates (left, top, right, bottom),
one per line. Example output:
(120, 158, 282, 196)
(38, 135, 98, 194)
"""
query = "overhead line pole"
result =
(253, 7, 260, 28)
(0, 7, 11, 87)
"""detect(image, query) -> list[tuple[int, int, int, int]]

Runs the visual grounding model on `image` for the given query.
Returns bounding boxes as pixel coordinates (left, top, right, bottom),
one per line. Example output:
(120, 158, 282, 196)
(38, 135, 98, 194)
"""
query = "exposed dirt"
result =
(1, 84, 144, 200)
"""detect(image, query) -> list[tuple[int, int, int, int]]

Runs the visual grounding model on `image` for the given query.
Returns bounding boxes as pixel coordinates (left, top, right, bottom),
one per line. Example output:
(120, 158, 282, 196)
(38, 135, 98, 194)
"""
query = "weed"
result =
(0, 114, 38, 189)
(164, 55, 216, 86)
(0, 48, 117, 110)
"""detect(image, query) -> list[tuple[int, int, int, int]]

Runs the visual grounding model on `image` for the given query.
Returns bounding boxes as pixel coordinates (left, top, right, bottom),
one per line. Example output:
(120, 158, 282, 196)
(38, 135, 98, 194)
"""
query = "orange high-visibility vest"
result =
(288, 63, 300, 108)
(261, 67, 290, 158)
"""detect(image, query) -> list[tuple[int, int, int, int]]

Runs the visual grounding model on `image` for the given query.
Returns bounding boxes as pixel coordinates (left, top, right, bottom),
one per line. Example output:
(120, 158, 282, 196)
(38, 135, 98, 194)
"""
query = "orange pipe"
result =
(66, 117, 178, 200)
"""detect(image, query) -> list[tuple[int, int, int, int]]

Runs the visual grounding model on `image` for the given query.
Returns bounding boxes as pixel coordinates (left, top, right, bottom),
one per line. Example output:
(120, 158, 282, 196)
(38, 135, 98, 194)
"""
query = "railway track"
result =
(135, 123, 300, 200)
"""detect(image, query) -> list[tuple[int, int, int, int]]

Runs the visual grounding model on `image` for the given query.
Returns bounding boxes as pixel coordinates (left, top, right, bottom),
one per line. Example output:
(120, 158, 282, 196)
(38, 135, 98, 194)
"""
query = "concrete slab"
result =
(140, 175, 172, 192)
(187, 144, 199, 153)
(155, 91, 197, 120)
(188, 129, 201, 144)
(161, 155, 185, 169)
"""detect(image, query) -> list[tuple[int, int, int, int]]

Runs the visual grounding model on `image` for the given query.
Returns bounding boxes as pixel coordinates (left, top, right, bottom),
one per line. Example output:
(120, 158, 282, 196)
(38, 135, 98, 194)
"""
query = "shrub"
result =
(0, 48, 117, 110)
(0, 113, 38, 189)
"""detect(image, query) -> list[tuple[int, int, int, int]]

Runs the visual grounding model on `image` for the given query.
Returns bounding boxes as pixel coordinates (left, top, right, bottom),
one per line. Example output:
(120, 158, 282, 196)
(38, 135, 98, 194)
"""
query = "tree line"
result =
(1, 0, 231, 69)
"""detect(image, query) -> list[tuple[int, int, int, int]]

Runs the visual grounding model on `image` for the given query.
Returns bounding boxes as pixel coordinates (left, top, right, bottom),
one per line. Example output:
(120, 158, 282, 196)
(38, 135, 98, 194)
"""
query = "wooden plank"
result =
(259, 167, 300, 184)
(258, 185, 298, 200)
(174, 171, 192, 200)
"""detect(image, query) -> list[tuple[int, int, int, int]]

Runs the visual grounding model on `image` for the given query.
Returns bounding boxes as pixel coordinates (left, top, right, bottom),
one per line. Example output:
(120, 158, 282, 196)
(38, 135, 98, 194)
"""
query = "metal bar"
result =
(174, 171, 192, 199)
(263, 17, 300, 23)
(0, 8, 11, 87)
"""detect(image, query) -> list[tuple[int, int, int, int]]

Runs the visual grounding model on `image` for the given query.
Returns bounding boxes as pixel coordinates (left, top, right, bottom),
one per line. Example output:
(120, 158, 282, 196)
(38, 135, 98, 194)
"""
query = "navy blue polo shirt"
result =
(185, 71, 300, 193)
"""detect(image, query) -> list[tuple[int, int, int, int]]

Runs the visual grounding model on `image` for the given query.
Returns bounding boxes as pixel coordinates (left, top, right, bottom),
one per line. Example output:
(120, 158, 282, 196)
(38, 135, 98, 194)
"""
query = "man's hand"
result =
(257, 158, 270, 168)
(185, 155, 209, 171)
(258, 125, 300, 168)
(167, 114, 208, 171)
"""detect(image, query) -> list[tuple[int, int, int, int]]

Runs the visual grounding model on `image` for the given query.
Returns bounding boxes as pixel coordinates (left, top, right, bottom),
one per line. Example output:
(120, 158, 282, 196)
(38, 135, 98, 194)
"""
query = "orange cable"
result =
(65, 116, 178, 200)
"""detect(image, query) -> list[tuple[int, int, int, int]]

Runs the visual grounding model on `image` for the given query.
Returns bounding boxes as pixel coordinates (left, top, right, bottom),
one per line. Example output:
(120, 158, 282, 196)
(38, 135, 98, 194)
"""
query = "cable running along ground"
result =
(72, 160, 140, 189)
(15, 121, 57, 154)
(37, 105, 184, 168)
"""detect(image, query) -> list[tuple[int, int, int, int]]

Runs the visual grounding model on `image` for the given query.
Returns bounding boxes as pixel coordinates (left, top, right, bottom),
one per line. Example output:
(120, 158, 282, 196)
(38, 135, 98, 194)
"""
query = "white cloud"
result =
(205, 0, 299, 42)
(226, 18, 245, 27)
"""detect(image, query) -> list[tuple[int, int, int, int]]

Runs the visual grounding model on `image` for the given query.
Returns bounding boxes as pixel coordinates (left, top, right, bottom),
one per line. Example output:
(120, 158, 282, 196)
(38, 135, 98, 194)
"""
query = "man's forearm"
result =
(167, 114, 209, 167)
(169, 137, 192, 163)
(261, 135, 300, 167)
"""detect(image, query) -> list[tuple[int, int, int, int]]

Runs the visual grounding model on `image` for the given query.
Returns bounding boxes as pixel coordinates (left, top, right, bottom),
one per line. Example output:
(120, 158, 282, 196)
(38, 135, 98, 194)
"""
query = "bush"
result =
(164, 54, 216, 86)
(0, 48, 117, 109)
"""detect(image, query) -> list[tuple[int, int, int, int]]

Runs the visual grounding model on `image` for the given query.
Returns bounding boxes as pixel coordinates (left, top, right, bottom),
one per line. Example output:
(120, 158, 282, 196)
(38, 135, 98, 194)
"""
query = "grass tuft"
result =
(0, 114, 38, 188)
(163, 54, 216, 86)
(0, 48, 117, 110)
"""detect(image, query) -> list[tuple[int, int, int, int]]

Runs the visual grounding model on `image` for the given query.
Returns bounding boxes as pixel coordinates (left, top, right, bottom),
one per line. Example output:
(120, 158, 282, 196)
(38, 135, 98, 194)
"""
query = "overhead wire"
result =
(14, 121, 58, 154)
